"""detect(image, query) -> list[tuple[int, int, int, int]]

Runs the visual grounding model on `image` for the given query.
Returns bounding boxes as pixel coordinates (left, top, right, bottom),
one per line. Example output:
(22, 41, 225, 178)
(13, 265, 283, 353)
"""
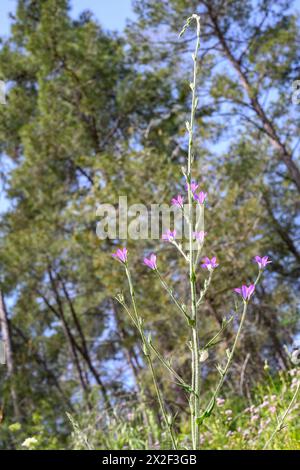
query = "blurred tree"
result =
(127, 0, 300, 389)
(0, 0, 182, 448)
(0, 0, 299, 449)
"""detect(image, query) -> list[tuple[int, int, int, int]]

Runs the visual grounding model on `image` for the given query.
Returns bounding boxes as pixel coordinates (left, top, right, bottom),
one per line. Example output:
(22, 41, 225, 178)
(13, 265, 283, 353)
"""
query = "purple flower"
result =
(234, 284, 255, 301)
(171, 194, 184, 208)
(112, 247, 127, 263)
(193, 191, 207, 205)
(201, 256, 219, 270)
(143, 253, 157, 270)
(193, 231, 206, 243)
(162, 229, 176, 242)
(185, 180, 199, 193)
(254, 255, 272, 270)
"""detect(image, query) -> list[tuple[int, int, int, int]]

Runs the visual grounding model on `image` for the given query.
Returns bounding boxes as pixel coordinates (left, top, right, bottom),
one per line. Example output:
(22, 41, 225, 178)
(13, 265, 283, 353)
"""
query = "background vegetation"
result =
(0, 0, 299, 449)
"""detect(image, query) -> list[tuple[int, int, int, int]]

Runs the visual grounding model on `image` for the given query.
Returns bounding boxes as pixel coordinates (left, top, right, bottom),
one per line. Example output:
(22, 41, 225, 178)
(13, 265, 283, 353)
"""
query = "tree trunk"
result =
(0, 290, 21, 420)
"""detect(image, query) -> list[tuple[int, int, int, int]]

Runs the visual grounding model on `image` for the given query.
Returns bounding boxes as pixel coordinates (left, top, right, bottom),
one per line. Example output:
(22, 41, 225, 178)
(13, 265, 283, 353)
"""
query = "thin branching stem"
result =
(205, 300, 248, 410)
(172, 240, 190, 262)
(263, 378, 300, 449)
(155, 269, 191, 324)
(148, 340, 188, 388)
(203, 316, 234, 350)
(199, 270, 262, 424)
(184, 14, 202, 450)
(196, 270, 213, 308)
(124, 264, 178, 450)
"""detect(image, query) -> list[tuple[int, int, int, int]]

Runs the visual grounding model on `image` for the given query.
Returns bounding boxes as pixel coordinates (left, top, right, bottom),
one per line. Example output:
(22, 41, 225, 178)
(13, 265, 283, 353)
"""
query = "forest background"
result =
(0, 0, 299, 450)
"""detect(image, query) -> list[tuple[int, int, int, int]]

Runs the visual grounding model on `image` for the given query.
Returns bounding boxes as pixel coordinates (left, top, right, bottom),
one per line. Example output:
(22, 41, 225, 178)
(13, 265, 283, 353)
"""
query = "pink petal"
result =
(248, 284, 255, 297)
(242, 286, 248, 299)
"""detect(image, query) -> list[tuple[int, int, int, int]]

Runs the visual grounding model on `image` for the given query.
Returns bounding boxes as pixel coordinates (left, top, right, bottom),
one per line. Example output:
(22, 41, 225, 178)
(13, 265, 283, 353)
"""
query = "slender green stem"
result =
(182, 14, 202, 450)
(263, 378, 300, 449)
(117, 299, 139, 329)
(124, 265, 178, 450)
(195, 300, 249, 426)
(148, 339, 188, 388)
(200, 270, 262, 422)
(203, 316, 233, 350)
(210, 300, 248, 401)
(196, 270, 213, 308)
(118, 297, 188, 387)
(171, 240, 189, 262)
(155, 269, 191, 323)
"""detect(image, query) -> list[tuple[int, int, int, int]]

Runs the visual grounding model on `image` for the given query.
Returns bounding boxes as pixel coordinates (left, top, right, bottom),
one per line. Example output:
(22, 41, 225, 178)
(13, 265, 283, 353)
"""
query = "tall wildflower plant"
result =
(112, 15, 271, 450)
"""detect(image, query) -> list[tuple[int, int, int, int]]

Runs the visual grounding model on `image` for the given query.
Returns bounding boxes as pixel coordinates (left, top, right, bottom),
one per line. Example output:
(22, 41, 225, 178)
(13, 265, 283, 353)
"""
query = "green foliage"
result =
(0, 0, 299, 450)
(195, 369, 300, 450)
(16, 369, 297, 450)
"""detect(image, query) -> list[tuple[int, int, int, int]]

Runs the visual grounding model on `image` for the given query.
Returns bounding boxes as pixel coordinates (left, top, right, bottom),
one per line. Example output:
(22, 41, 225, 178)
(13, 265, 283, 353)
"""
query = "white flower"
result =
(21, 437, 38, 448)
